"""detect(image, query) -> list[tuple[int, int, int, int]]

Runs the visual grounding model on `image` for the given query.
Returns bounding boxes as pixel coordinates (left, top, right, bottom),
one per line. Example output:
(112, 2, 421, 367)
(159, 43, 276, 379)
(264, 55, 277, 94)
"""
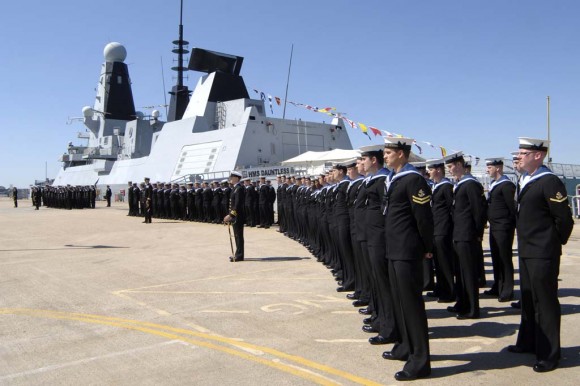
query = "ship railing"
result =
(169, 171, 231, 185)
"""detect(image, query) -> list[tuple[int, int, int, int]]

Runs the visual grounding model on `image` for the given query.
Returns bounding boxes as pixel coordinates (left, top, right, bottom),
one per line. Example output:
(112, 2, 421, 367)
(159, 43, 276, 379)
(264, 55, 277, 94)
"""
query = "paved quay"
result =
(0, 197, 579, 385)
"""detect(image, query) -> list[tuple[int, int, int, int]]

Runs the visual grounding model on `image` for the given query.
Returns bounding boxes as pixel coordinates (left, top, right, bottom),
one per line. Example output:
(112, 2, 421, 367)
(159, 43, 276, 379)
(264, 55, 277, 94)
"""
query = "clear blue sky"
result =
(1, 0, 579, 187)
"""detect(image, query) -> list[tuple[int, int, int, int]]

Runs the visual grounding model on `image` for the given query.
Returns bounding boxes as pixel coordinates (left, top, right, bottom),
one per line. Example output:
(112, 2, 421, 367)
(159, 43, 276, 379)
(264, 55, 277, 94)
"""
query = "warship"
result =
(53, 3, 353, 192)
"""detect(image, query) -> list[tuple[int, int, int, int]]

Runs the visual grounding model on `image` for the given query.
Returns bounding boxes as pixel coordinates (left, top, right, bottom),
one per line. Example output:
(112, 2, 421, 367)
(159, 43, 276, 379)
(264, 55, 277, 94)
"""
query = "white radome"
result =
(82, 106, 93, 117)
(103, 42, 127, 62)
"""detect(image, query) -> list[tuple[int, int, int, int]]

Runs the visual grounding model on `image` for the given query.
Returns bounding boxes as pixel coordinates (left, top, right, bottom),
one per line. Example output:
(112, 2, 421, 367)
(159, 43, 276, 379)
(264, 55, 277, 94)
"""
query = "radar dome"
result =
(151, 110, 160, 118)
(103, 42, 127, 62)
(82, 106, 94, 117)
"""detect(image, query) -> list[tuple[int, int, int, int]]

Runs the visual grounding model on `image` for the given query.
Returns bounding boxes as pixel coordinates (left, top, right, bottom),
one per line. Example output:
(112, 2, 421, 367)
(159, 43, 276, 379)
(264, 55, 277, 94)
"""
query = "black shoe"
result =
(363, 317, 374, 325)
(456, 313, 479, 320)
(425, 291, 438, 298)
(382, 351, 403, 361)
(369, 335, 395, 345)
(336, 286, 353, 293)
(533, 360, 558, 373)
(346, 293, 358, 300)
(229, 256, 244, 262)
(362, 325, 378, 333)
(498, 294, 514, 302)
(447, 306, 459, 313)
(358, 307, 371, 315)
(511, 301, 521, 309)
(352, 300, 369, 308)
(394, 369, 430, 381)
(437, 298, 455, 303)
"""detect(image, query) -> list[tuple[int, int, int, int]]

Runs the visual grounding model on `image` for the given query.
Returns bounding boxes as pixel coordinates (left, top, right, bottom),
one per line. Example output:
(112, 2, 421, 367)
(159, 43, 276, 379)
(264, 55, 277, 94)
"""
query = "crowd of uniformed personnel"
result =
(126, 176, 276, 227)
(25, 185, 97, 210)
(273, 136, 573, 380)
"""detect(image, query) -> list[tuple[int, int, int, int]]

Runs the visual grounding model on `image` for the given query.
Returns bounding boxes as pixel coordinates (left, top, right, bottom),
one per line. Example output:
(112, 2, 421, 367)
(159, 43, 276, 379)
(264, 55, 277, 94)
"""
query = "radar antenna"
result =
(167, 0, 192, 121)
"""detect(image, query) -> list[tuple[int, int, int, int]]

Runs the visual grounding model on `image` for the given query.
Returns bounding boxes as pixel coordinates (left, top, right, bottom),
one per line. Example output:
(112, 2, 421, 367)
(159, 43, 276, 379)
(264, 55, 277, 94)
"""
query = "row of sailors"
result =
(127, 177, 276, 227)
(275, 136, 573, 380)
(34, 185, 97, 210)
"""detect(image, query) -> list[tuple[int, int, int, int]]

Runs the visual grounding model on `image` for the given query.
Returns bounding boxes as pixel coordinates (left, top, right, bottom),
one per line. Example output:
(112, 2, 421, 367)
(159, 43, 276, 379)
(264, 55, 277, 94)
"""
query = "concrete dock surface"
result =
(1, 197, 579, 385)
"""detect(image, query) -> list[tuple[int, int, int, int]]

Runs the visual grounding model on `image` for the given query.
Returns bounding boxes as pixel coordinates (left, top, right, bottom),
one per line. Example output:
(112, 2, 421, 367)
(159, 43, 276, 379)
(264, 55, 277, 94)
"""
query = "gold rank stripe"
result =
(412, 195, 431, 204)
(549, 197, 568, 203)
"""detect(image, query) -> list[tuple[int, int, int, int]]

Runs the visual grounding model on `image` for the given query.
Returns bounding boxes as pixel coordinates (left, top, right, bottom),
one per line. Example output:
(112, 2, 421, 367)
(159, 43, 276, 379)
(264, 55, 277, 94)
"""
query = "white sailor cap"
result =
(384, 136, 414, 150)
(144, 177, 150, 181)
(230, 171, 243, 178)
(443, 151, 464, 164)
(426, 158, 445, 168)
(221, 179, 228, 184)
(359, 144, 384, 156)
(518, 137, 549, 151)
(510, 151, 519, 161)
(338, 158, 358, 168)
(410, 161, 426, 169)
(241, 177, 251, 182)
(463, 155, 473, 167)
(485, 157, 504, 166)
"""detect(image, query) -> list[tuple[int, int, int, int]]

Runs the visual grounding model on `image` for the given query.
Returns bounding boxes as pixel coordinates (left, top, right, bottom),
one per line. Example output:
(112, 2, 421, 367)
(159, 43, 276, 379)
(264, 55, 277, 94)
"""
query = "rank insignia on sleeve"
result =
(549, 192, 567, 203)
(412, 190, 431, 204)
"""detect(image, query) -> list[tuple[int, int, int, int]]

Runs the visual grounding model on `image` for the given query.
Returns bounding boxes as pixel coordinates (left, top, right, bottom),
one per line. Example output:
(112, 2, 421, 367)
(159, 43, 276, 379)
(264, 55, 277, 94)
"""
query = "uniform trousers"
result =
(489, 228, 515, 298)
(368, 242, 397, 339)
(516, 256, 561, 363)
(388, 258, 431, 376)
(453, 240, 480, 316)
(232, 219, 245, 260)
(433, 234, 455, 301)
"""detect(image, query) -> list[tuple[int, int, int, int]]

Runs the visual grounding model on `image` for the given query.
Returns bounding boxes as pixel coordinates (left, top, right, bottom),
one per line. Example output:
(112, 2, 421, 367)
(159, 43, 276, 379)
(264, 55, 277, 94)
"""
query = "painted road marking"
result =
(0, 340, 181, 381)
(0, 308, 383, 386)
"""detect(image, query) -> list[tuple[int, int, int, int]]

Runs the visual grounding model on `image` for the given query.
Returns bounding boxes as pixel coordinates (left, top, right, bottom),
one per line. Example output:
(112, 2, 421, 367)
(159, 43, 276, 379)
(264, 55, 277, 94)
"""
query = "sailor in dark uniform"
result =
(224, 171, 246, 262)
(358, 144, 398, 346)
(143, 177, 153, 223)
(211, 181, 222, 223)
(507, 138, 574, 373)
(201, 182, 213, 222)
(221, 179, 231, 221)
(446, 152, 486, 319)
(346, 158, 366, 304)
(105, 185, 112, 207)
(243, 178, 256, 227)
(258, 176, 270, 228)
(381, 137, 434, 381)
(12, 187, 18, 207)
(194, 182, 203, 222)
(484, 157, 516, 301)
(267, 179, 276, 225)
(427, 158, 456, 303)
(186, 182, 195, 221)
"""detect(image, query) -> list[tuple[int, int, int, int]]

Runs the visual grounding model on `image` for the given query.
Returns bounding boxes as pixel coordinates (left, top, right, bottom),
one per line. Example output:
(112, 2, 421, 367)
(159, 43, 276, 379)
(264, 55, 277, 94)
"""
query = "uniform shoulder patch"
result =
(412, 189, 431, 205)
(549, 191, 567, 203)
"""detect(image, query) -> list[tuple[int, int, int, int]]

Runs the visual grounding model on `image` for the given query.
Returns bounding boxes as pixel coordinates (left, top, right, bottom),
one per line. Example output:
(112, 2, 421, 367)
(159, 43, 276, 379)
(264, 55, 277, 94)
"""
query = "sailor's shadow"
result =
(0, 245, 129, 252)
(429, 345, 580, 378)
(426, 306, 520, 320)
(429, 321, 518, 340)
(243, 256, 311, 262)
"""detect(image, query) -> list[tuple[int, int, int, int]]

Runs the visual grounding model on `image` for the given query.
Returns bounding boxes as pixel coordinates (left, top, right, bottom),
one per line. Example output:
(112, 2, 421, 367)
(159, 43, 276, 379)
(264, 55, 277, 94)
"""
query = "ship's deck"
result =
(1, 197, 579, 385)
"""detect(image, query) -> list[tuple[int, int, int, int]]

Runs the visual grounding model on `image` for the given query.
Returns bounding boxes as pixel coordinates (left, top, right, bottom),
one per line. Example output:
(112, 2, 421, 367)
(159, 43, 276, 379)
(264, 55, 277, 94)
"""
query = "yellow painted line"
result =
(124, 291, 313, 295)
(0, 308, 383, 386)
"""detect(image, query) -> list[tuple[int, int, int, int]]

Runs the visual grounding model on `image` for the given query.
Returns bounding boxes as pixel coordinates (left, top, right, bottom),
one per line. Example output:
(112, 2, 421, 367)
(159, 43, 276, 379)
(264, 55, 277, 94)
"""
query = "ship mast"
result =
(167, 0, 191, 121)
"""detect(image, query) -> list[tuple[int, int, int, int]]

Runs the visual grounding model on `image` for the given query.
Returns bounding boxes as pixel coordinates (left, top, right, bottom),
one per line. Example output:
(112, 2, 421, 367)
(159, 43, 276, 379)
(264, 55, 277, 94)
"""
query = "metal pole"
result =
(282, 44, 294, 120)
(546, 96, 551, 163)
(296, 119, 301, 155)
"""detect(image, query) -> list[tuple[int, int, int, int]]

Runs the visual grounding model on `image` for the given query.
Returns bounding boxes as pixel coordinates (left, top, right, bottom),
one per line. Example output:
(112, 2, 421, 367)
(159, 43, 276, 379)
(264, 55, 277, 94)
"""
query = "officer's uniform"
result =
(228, 171, 246, 261)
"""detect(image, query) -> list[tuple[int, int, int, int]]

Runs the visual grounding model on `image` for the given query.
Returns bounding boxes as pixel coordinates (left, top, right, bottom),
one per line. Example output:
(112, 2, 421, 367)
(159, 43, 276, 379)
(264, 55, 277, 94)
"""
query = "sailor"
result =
(105, 185, 112, 207)
(243, 178, 255, 227)
(446, 152, 487, 319)
(194, 182, 204, 221)
(89, 185, 96, 209)
(224, 171, 246, 262)
(484, 157, 516, 302)
(133, 183, 141, 216)
(139, 182, 147, 216)
(332, 161, 356, 293)
(127, 181, 133, 215)
(143, 178, 153, 224)
(156, 182, 165, 218)
(221, 179, 231, 221)
(507, 138, 574, 372)
(346, 157, 367, 304)
(179, 184, 188, 221)
(426, 158, 456, 303)
(164, 183, 172, 219)
(258, 176, 270, 228)
(266, 179, 276, 225)
(358, 144, 398, 346)
(202, 182, 213, 222)
(276, 175, 287, 231)
(381, 137, 434, 381)
(186, 182, 195, 221)
(150, 182, 157, 217)
(171, 183, 181, 220)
